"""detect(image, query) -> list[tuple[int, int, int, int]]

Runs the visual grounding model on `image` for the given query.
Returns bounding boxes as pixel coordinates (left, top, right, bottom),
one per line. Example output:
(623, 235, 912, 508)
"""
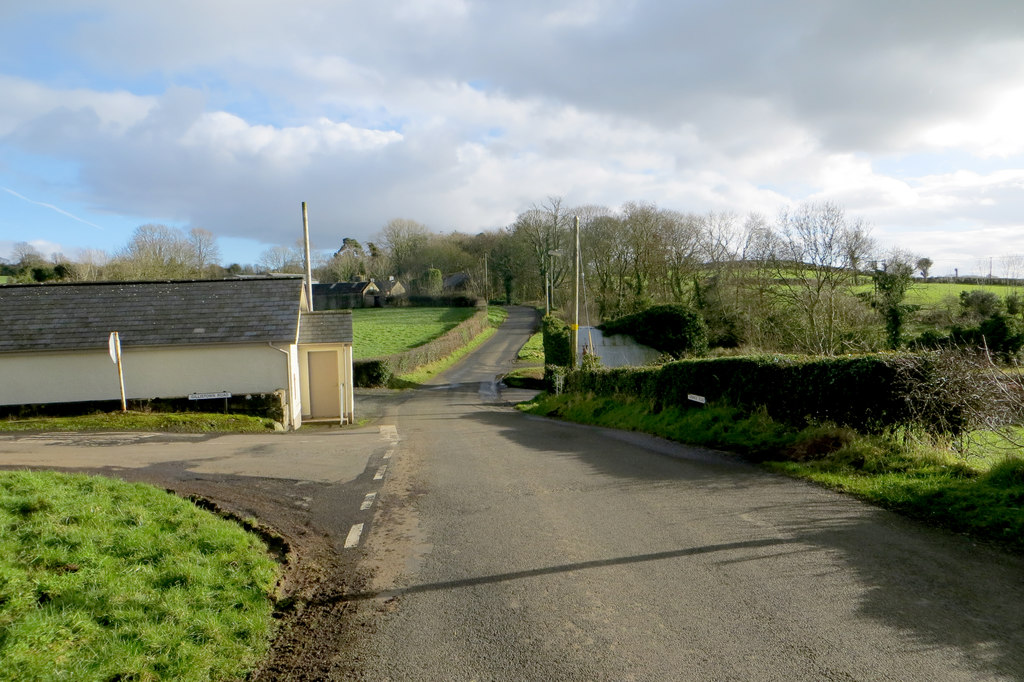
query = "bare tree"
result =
(188, 228, 221, 276)
(11, 242, 45, 268)
(663, 211, 703, 302)
(582, 213, 630, 319)
(111, 224, 194, 279)
(757, 202, 869, 354)
(377, 218, 431, 280)
(511, 197, 572, 310)
(258, 244, 303, 273)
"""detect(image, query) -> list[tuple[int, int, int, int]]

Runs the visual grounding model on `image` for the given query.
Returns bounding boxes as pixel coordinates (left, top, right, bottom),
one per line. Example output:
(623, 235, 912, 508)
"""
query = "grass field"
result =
(0, 411, 275, 433)
(352, 307, 478, 359)
(0, 470, 279, 681)
(905, 281, 1021, 307)
(852, 280, 1020, 308)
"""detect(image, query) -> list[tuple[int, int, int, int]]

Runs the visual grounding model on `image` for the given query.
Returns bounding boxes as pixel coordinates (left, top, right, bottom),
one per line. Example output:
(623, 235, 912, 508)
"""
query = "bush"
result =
(599, 304, 709, 358)
(542, 315, 573, 367)
(353, 359, 393, 387)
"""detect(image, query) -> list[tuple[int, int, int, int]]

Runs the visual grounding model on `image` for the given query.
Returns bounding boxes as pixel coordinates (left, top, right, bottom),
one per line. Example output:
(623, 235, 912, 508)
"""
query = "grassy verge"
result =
(503, 330, 546, 388)
(352, 307, 477, 359)
(519, 392, 1024, 553)
(393, 307, 508, 387)
(0, 470, 279, 681)
(516, 331, 544, 362)
(0, 411, 275, 433)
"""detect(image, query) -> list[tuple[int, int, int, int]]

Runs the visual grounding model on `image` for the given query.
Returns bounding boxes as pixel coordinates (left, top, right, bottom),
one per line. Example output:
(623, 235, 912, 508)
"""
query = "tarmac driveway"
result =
(0, 417, 404, 679)
(0, 427, 384, 484)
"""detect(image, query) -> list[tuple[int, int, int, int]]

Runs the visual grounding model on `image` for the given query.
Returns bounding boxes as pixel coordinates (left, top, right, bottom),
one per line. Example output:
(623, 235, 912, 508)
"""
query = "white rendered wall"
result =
(0, 345, 290, 406)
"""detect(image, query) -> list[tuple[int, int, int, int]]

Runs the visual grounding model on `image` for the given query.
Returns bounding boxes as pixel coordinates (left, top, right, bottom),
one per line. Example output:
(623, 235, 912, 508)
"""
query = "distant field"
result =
(352, 307, 478, 359)
(852, 280, 1021, 308)
(905, 281, 1021, 307)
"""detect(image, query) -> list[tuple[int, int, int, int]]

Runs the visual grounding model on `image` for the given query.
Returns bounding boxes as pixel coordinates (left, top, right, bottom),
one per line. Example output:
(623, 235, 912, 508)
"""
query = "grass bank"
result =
(519, 392, 1024, 553)
(502, 330, 545, 388)
(352, 307, 477, 359)
(0, 411, 275, 433)
(0, 470, 279, 681)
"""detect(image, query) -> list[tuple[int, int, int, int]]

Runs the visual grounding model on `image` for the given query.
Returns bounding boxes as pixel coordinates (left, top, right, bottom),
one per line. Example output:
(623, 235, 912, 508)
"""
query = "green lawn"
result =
(352, 307, 478, 359)
(0, 471, 279, 681)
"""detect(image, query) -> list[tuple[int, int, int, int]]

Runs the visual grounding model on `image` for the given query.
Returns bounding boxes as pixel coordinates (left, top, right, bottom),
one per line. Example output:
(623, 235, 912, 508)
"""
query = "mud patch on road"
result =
(359, 441, 433, 594)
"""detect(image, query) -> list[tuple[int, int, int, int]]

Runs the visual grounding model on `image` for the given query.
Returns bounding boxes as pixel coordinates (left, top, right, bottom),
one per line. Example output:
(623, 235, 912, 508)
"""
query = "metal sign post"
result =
(108, 331, 127, 412)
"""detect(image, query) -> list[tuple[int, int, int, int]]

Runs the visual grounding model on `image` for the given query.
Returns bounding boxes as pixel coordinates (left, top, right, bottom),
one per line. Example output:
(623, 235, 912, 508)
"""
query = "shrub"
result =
(948, 314, 1024, 360)
(542, 315, 573, 367)
(599, 304, 709, 358)
(353, 359, 393, 387)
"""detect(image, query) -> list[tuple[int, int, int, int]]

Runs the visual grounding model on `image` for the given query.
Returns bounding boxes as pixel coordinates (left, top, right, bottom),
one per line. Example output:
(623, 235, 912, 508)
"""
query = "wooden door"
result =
(307, 350, 340, 418)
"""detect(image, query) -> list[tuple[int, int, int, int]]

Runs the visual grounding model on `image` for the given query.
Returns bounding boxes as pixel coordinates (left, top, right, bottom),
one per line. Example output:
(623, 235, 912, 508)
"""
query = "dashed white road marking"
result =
(383, 448, 395, 460)
(360, 492, 377, 510)
(344, 523, 364, 548)
(379, 424, 399, 442)
(374, 465, 388, 480)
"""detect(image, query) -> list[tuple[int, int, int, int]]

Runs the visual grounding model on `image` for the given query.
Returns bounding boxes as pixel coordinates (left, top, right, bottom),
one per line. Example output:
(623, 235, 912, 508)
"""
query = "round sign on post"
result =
(108, 331, 120, 364)
(108, 331, 127, 411)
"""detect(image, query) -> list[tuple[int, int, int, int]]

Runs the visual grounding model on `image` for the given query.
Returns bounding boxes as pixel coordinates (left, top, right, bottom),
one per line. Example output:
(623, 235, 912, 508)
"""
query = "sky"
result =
(1, 1, 1023, 276)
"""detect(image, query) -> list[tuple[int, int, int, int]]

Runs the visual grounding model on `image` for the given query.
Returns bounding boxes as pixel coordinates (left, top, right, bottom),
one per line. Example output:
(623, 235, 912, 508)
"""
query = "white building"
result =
(0, 277, 354, 428)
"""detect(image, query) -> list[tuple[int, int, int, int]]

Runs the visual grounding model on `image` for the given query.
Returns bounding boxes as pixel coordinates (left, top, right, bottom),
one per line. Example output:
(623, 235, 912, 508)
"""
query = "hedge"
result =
(553, 353, 968, 435)
(599, 304, 709, 358)
(353, 307, 491, 387)
(542, 315, 574, 367)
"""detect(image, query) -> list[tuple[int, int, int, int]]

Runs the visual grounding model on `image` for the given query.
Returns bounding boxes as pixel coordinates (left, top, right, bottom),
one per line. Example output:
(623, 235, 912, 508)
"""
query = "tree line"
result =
(5, 197, 1022, 357)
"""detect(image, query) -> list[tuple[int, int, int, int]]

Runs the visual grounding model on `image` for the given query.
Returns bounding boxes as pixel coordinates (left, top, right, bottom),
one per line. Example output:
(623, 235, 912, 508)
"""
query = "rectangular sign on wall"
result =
(188, 392, 232, 400)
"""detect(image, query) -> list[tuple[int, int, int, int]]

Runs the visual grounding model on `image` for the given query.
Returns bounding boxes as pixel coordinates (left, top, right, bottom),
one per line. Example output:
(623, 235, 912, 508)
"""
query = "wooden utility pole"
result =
(573, 215, 580, 366)
(302, 202, 314, 310)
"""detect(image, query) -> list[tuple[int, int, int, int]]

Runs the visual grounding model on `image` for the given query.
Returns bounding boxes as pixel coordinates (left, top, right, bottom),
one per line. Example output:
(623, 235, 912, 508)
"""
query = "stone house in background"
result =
(376, 277, 406, 302)
(313, 280, 380, 309)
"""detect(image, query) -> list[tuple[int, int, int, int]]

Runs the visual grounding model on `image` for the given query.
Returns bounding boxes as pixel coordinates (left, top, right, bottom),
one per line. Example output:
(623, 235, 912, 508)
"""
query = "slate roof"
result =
(312, 281, 379, 296)
(298, 310, 353, 345)
(378, 279, 405, 296)
(0, 278, 306, 353)
(443, 272, 471, 290)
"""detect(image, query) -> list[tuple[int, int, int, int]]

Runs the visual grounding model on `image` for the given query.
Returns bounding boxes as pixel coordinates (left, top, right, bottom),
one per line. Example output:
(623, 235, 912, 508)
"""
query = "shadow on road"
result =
(448, 405, 1024, 679)
(339, 536, 803, 602)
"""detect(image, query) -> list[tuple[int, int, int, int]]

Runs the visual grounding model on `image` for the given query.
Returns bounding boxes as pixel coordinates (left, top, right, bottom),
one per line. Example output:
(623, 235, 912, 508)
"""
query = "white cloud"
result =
(2, 1, 1024, 267)
(180, 114, 402, 160)
(0, 75, 154, 137)
(918, 86, 1024, 158)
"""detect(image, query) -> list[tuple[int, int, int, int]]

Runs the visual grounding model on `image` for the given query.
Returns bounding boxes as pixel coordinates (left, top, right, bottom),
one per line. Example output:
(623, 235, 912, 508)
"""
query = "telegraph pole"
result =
(302, 202, 314, 310)
(573, 215, 580, 366)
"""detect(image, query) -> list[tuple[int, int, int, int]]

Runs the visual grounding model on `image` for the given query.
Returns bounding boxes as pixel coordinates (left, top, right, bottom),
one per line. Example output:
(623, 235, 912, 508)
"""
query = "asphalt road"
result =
(340, 306, 1024, 681)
